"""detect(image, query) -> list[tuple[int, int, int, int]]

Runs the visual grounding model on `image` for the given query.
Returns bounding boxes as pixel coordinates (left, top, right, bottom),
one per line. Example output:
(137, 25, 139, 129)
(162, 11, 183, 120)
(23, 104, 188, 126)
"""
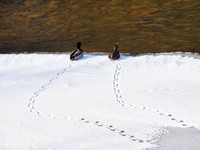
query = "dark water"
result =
(0, 0, 200, 54)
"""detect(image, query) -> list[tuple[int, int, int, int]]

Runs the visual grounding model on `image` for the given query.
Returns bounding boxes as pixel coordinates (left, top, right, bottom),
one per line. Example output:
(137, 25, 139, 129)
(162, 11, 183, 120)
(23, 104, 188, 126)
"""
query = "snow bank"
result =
(0, 53, 200, 150)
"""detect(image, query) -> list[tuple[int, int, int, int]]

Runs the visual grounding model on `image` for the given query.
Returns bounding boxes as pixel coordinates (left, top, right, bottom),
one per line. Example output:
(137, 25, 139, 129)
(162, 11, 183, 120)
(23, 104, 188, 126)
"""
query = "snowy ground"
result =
(0, 53, 200, 150)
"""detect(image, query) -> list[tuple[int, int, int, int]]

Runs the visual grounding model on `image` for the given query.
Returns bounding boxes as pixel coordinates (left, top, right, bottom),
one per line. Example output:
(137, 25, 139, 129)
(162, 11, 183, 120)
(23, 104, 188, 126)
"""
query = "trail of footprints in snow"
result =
(113, 62, 187, 127)
(28, 61, 148, 144)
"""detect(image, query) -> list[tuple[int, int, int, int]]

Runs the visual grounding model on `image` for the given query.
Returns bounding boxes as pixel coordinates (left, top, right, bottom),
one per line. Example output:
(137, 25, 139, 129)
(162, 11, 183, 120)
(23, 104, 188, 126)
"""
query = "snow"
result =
(0, 53, 200, 150)
(153, 127, 200, 150)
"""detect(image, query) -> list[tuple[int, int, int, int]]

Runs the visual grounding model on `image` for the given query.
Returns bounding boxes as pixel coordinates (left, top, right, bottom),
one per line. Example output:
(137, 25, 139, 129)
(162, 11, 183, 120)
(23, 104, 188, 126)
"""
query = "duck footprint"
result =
(107, 125, 116, 131)
(119, 130, 126, 136)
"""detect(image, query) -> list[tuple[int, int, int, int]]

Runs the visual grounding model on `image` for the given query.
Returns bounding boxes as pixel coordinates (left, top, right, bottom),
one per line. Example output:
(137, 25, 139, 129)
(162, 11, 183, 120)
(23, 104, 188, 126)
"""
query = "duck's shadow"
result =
(68, 55, 98, 62)
(68, 54, 135, 62)
(116, 55, 135, 61)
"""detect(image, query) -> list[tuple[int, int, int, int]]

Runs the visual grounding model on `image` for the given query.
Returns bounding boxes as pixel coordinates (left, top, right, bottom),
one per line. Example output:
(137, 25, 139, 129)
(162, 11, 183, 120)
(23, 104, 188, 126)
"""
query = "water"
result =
(0, 0, 200, 54)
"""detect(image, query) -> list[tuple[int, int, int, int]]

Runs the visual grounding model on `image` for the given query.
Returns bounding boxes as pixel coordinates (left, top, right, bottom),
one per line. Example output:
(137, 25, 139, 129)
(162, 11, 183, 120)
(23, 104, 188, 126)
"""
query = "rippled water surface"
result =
(0, 0, 200, 54)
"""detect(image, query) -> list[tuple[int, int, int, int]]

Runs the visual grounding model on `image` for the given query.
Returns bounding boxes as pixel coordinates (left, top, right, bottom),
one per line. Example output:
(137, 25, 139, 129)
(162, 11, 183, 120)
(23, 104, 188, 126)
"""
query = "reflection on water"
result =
(0, 0, 200, 54)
